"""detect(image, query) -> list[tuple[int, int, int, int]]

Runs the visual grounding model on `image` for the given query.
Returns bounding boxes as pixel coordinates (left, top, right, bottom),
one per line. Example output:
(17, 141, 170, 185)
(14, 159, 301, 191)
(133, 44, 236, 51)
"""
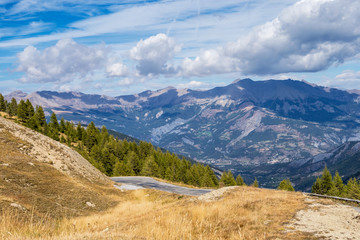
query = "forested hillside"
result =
(0, 94, 219, 187)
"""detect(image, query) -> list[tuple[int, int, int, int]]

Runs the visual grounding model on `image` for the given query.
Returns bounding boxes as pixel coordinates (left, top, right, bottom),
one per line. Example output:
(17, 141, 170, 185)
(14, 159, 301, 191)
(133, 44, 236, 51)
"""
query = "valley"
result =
(8, 78, 360, 190)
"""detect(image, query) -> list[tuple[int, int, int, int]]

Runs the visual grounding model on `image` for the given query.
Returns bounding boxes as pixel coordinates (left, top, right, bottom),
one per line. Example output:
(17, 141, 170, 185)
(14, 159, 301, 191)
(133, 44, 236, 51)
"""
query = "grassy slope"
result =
(0, 113, 318, 239)
(2, 187, 315, 240)
(0, 128, 120, 218)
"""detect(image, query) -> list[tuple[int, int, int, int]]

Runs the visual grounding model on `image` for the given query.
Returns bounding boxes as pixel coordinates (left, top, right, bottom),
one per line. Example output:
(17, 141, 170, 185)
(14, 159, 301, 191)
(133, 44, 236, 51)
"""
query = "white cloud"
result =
(182, 0, 360, 76)
(16, 38, 109, 83)
(130, 33, 181, 76)
(177, 80, 208, 89)
(181, 48, 239, 77)
(322, 70, 360, 89)
(106, 62, 128, 77)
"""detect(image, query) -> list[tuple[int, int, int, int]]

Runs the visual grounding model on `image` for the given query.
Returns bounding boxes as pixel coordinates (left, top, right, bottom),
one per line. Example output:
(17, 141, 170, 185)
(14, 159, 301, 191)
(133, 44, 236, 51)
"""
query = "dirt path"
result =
(287, 197, 360, 240)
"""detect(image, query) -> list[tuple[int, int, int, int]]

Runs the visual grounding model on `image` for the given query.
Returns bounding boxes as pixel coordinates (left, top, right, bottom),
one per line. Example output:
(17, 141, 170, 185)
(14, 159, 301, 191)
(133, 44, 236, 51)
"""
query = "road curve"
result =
(111, 176, 212, 196)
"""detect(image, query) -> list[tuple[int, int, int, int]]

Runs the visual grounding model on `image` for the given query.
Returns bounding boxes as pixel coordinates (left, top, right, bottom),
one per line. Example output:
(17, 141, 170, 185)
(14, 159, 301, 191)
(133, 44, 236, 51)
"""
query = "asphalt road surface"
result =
(111, 176, 212, 196)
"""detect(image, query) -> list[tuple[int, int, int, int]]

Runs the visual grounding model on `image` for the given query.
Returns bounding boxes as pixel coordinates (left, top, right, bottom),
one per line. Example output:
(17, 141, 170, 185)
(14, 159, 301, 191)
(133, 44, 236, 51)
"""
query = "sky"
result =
(0, 0, 360, 96)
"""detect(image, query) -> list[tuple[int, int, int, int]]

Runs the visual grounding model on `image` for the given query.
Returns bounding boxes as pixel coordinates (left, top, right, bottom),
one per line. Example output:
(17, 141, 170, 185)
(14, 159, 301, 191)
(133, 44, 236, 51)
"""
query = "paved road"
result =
(111, 176, 212, 196)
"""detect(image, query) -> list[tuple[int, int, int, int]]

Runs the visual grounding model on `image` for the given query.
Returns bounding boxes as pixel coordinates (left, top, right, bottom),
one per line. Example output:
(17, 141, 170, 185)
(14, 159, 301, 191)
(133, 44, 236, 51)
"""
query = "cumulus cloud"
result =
(16, 39, 109, 83)
(182, 0, 360, 76)
(130, 33, 182, 76)
(106, 62, 128, 77)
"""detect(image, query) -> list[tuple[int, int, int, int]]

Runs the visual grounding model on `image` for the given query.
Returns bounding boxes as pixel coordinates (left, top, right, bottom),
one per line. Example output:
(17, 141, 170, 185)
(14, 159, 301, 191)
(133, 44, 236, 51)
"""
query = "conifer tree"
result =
(201, 171, 215, 187)
(125, 151, 141, 174)
(60, 117, 66, 133)
(25, 99, 34, 119)
(35, 106, 46, 127)
(206, 165, 219, 187)
(311, 177, 322, 194)
(320, 166, 333, 194)
(85, 122, 99, 149)
(329, 171, 344, 196)
(49, 112, 59, 130)
(141, 155, 160, 177)
(345, 178, 360, 200)
(77, 122, 83, 140)
(252, 177, 259, 187)
(277, 179, 294, 191)
(17, 99, 27, 121)
(113, 161, 135, 176)
(220, 171, 236, 186)
(7, 98, 17, 116)
(0, 94, 6, 112)
(236, 174, 246, 186)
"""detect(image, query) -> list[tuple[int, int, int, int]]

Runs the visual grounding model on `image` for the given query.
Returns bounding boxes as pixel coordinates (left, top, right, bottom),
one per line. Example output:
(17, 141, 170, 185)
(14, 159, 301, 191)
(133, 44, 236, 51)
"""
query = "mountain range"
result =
(7, 78, 360, 189)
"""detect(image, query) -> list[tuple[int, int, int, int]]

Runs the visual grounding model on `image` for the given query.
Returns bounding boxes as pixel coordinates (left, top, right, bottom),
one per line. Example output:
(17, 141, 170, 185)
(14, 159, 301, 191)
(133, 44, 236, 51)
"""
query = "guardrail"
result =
(305, 193, 360, 204)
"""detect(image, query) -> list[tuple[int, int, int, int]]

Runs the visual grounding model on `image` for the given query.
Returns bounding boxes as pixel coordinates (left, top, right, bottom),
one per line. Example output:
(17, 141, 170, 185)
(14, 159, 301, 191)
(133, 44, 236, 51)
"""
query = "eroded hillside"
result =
(0, 115, 119, 219)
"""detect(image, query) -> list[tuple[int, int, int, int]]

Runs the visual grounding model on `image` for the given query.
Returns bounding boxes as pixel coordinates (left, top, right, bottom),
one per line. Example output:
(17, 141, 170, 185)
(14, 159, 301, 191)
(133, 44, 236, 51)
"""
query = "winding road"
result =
(111, 176, 212, 196)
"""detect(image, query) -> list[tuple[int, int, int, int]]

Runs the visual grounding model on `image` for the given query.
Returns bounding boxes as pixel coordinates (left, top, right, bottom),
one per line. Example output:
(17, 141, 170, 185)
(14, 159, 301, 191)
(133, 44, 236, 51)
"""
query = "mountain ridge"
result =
(6, 79, 360, 178)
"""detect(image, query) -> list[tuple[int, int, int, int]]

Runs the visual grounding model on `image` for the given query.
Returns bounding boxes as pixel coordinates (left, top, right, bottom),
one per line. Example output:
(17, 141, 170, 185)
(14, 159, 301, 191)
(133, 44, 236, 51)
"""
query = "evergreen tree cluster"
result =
(219, 171, 247, 187)
(312, 166, 360, 200)
(0, 95, 219, 188)
(277, 179, 295, 191)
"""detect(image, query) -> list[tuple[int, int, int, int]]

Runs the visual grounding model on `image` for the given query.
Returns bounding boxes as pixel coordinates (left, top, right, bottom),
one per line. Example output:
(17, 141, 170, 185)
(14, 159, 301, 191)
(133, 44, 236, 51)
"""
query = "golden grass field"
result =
(1, 186, 318, 240)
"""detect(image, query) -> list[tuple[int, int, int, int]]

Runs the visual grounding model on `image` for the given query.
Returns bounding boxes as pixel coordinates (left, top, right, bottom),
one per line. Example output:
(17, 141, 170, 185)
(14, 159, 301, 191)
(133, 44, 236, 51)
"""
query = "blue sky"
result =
(1, 0, 360, 96)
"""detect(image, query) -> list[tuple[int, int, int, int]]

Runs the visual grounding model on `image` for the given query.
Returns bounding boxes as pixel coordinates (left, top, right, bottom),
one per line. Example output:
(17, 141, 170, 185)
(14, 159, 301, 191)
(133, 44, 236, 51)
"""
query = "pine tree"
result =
(220, 171, 236, 186)
(34, 106, 46, 127)
(47, 112, 60, 140)
(0, 94, 6, 112)
(77, 122, 83, 140)
(60, 117, 66, 133)
(85, 122, 99, 150)
(7, 98, 17, 116)
(49, 112, 60, 130)
(320, 166, 333, 195)
(277, 179, 294, 191)
(236, 174, 245, 186)
(141, 155, 160, 177)
(311, 177, 322, 194)
(125, 151, 141, 174)
(329, 171, 344, 196)
(25, 99, 34, 120)
(201, 172, 214, 187)
(252, 178, 259, 187)
(17, 99, 27, 121)
(345, 178, 360, 200)
(206, 165, 219, 186)
(113, 161, 135, 176)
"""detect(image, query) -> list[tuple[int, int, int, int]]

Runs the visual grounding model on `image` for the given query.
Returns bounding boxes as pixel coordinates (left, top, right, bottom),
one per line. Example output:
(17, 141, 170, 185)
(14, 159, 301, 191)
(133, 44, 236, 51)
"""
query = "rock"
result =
(86, 202, 95, 207)
(10, 203, 25, 210)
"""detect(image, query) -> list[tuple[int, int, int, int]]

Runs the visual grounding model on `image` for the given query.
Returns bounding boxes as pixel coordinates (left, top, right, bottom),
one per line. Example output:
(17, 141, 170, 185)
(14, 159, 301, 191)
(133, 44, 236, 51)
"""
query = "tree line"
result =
(0, 94, 219, 187)
(311, 166, 360, 200)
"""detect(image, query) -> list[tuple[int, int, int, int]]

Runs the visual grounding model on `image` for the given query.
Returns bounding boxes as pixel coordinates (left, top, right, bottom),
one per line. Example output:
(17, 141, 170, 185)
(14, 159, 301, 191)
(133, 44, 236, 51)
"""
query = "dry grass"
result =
(0, 115, 316, 239)
(0, 126, 120, 220)
(1, 186, 316, 240)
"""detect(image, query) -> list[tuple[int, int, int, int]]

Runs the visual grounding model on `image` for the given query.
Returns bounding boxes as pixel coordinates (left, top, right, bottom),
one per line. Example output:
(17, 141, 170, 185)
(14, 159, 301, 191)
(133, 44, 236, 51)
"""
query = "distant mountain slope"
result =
(0, 115, 118, 218)
(7, 79, 360, 170)
(289, 141, 360, 190)
(240, 140, 360, 191)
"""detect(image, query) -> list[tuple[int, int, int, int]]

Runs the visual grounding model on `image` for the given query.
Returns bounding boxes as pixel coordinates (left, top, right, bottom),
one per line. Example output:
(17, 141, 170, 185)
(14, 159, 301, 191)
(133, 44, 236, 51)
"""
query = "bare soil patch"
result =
(287, 197, 360, 240)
